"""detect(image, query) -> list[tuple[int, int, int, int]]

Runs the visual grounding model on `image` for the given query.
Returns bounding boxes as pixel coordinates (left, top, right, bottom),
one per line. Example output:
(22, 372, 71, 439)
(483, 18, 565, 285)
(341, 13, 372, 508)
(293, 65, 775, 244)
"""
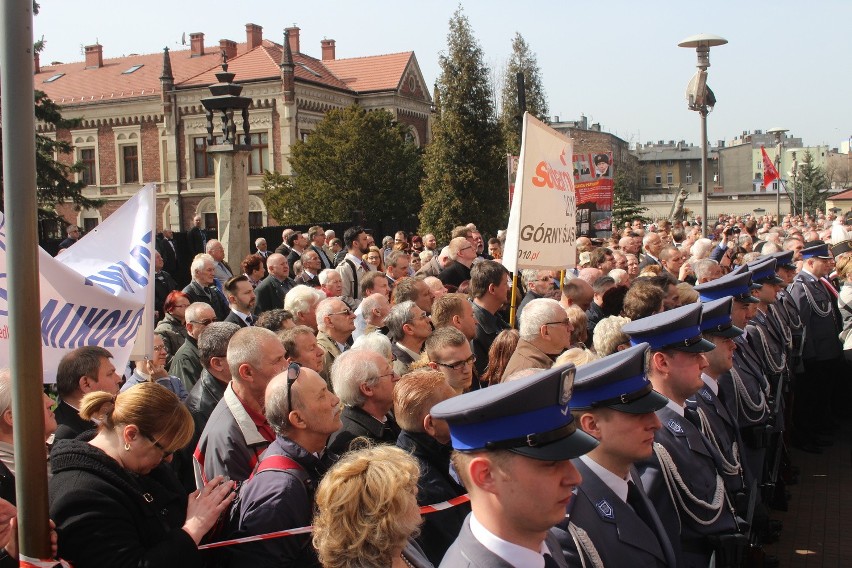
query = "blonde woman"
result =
(313, 445, 433, 568)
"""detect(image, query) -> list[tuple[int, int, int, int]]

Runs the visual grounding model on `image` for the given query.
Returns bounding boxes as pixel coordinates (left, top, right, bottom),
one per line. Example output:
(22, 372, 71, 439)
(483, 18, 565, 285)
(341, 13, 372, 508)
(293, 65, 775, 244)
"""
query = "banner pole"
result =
(508, 273, 519, 328)
(0, 0, 52, 559)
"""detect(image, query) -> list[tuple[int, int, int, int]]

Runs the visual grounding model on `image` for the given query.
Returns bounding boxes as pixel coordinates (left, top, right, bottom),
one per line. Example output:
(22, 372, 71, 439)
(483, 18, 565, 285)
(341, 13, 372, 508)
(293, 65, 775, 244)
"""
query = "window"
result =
(80, 148, 96, 185)
(82, 218, 99, 232)
(667, 172, 673, 185)
(248, 132, 269, 175)
(249, 212, 263, 228)
(193, 135, 224, 178)
(122, 64, 144, 74)
(204, 213, 218, 233)
(122, 145, 139, 183)
(666, 160, 674, 166)
(640, 174, 648, 186)
(655, 174, 662, 185)
(686, 172, 693, 184)
(43, 73, 64, 83)
(756, 161, 762, 170)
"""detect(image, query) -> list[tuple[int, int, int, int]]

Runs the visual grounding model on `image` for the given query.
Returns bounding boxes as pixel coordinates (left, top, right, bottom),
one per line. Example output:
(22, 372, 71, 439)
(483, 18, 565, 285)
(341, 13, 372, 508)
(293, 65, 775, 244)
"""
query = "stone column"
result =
(210, 148, 251, 266)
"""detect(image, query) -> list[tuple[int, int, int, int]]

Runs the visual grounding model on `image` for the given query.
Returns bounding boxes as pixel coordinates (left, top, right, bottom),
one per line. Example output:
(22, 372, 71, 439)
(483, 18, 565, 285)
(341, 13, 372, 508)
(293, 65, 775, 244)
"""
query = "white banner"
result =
(503, 113, 577, 273)
(0, 184, 156, 382)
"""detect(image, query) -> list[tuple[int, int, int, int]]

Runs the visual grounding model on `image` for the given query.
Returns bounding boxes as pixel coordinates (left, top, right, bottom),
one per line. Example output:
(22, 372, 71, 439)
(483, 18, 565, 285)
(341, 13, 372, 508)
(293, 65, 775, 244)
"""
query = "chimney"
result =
(321, 39, 336, 61)
(219, 39, 238, 61)
(34, 51, 40, 74)
(190, 32, 205, 57)
(84, 44, 103, 69)
(246, 23, 263, 50)
(285, 26, 300, 53)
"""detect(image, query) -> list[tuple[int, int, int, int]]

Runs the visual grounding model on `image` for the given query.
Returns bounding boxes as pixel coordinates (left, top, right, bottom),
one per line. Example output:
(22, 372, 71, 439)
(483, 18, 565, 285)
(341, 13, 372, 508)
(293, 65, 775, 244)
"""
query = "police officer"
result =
(431, 365, 599, 568)
(769, 251, 804, 372)
(624, 303, 746, 568)
(556, 344, 678, 568)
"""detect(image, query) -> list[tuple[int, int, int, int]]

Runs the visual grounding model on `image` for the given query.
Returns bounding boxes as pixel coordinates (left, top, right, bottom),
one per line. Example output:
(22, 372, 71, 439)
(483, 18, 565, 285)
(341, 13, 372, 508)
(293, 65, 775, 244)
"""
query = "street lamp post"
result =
(767, 127, 788, 221)
(679, 33, 727, 235)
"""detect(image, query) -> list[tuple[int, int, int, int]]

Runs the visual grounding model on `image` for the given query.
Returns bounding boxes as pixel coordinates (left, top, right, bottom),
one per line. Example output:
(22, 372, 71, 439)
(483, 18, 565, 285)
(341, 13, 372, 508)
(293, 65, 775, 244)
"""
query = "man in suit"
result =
(308, 225, 333, 270)
(153, 251, 178, 321)
(188, 214, 207, 256)
(286, 231, 308, 275)
(206, 239, 234, 286)
(224, 275, 257, 327)
(273, 228, 295, 257)
(255, 253, 296, 314)
(431, 362, 598, 568)
(53, 346, 121, 442)
(157, 229, 179, 276)
(295, 249, 322, 288)
(624, 304, 746, 568)
(183, 254, 230, 322)
(638, 232, 664, 270)
(386, 300, 432, 376)
(385, 250, 411, 288)
(555, 344, 677, 568)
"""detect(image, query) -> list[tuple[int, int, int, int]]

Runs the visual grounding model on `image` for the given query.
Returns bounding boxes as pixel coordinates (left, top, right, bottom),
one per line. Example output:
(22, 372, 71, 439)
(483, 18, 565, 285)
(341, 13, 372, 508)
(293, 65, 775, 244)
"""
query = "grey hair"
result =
(351, 333, 393, 360)
(592, 316, 631, 357)
(284, 285, 324, 317)
(190, 253, 215, 278)
(227, 327, 279, 381)
(331, 349, 382, 407)
(255, 237, 266, 246)
(690, 238, 714, 260)
(519, 298, 564, 340)
(359, 293, 389, 324)
(198, 322, 241, 371)
(0, 369, 11, 415)
(185, 301, 214, 324)
(315, 297, 347, 332)
(318, 269, 339, 286)
(521, 269, 545, 288)
(385, 300, 416, 342)
(692, 259, 719, 282)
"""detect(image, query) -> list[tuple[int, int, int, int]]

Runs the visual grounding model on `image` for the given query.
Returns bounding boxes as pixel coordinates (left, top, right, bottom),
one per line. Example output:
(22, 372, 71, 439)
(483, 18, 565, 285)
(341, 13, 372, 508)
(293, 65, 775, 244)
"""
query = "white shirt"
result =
(665, 399, 685, 417)
(230, 308, 253, 326)
(579, 454, 630, 503)
(701, 372, 719, 396)
(469, 512, 551, 568)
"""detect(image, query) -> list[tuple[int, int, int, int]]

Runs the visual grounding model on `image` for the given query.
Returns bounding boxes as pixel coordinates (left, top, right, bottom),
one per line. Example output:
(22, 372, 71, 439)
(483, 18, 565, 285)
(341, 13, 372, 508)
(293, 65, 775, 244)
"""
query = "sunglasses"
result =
(286, 362, 301, 414)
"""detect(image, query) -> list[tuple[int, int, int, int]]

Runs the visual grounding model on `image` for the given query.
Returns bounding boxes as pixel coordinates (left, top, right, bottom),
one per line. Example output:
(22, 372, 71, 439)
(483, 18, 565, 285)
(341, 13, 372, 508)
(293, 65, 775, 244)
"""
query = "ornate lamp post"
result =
(200, 53, 253, 265)
(767, 127, 788, 219)
(679, 33, 727, 234)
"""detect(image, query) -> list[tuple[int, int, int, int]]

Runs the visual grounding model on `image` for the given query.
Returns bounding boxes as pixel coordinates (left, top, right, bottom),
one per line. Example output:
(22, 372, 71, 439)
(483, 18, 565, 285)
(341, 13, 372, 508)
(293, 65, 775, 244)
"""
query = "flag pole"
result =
(1, 0, 52, 559)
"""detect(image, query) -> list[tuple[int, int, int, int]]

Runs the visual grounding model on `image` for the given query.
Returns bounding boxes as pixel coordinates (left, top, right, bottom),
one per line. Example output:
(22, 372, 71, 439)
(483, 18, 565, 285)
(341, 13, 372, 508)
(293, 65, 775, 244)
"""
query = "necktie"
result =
(627, 480, 658, 533)
(245, 315, 254, 326)
(543, 553, 560, 568)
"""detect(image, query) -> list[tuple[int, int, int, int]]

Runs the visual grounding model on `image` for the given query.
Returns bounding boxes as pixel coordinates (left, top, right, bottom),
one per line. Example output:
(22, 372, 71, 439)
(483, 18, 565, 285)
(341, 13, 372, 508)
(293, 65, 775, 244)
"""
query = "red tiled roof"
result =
(322, 52, 413, 93)
(179, 42, 352, 92)
(829, 188, 852, 201)
(34, 46, 222, 104)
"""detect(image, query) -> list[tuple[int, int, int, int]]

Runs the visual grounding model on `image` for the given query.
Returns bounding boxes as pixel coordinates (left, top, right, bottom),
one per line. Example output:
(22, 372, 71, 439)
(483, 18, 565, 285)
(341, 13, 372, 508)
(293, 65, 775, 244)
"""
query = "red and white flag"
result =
(761, 146, 780, 189)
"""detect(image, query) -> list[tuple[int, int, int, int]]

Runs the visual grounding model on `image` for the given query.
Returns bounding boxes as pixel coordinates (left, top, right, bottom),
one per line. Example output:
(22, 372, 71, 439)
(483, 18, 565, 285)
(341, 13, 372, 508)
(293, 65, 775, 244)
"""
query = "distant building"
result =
(34, 24, 432, 234)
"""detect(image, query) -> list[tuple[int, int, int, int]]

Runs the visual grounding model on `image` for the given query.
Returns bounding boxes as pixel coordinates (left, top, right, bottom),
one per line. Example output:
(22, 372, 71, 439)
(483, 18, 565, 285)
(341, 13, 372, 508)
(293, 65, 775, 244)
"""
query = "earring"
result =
(124, 442, 131, 451)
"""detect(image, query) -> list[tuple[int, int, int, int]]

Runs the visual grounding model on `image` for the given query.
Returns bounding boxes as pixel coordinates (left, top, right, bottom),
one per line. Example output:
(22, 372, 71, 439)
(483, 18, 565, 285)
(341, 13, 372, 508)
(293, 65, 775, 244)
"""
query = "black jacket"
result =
(53, 400, 95, 443)
(327, 406, 400, 455)
(397, 430, 469, 566)
(437, 262, 472, 289)
(175, 371, 228, 492)
(183, 281, 230, 322)
(49, 436, 200, 568)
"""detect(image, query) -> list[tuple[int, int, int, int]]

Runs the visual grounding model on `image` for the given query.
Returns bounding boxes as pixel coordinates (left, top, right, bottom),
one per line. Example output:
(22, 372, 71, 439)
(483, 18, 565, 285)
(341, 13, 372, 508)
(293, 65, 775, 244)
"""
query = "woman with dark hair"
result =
(480, 328, 520, 386)
(242, 254, 266, 288)
(49, 382, 235, 568)
(154, 290, 190, 368)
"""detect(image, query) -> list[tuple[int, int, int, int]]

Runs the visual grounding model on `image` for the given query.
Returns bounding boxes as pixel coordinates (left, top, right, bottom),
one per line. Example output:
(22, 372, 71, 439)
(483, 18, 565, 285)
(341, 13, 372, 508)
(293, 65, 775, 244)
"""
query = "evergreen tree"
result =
(500, 33, 549, 156)
(419, 7, 507, 241)
(611, 158, 648, 229)
(796, 150, 829, 215)
(262, 105, 422, 225)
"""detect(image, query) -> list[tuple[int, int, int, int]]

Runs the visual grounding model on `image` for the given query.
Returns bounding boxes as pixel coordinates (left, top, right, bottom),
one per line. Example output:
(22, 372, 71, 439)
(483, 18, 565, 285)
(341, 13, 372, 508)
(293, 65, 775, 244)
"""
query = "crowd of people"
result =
(7, 210, 851, 567)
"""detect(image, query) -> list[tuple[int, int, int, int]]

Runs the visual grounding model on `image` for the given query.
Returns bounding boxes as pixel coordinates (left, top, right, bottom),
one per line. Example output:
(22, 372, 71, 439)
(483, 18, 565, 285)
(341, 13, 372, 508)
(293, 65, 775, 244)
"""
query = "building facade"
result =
(34, 23, 432, 234)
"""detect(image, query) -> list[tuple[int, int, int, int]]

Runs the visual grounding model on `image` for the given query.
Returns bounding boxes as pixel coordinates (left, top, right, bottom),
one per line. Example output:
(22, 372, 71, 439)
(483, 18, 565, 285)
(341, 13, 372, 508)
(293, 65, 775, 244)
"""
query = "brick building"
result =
(34, 23, 432, 234)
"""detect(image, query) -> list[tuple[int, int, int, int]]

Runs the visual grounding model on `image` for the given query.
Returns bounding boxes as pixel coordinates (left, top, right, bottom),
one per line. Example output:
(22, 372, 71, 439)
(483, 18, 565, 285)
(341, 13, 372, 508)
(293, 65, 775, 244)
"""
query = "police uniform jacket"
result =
(637, 406, 739, 554)
(789, 270, 842, 361)
(557, 460, 676, 568)
(439, 514, 568, 568)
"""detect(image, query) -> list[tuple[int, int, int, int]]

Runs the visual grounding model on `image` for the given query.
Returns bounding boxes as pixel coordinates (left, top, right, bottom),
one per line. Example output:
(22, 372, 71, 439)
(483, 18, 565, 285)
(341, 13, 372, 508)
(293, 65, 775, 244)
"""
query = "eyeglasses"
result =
(435, 354, 476, 372)
(286, 362, 301, 414)
(153, 345, 168, 353)
(376, 368, 399, 381)
(545, 320, 572, 328)
(143, 434, 174, 458)
(459, 246, 473, 252)
(408, 311, 430, 323)
(189, 318, 216, 325)
(328, 308, 353, 316)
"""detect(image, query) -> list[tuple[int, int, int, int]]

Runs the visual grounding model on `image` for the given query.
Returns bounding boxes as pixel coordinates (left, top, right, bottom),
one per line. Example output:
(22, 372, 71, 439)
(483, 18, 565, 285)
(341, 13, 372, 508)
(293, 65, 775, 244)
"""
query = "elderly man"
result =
(206, 239, 234, 285)
(255, 237, 270, 260)
(353, 293, 391, 340)
(438, 237, 477, 288)
(639, 232, 664, 269)
(394, 370, 468, 565)
(177, 321, 240, 491)
(517, 269, 555, 325)
(169, 302, 216, 391)
(385, 251, 410, 287)
(183, 253, 229, 321)
(431, 293, 477, 341)
(255, 253, 297, 314)
(426, 327, 475, 394)
(52, 346, 120, 442)
(424, 276, 448, 301)
(273, 228, 295, 257)
(280, 325, 325, 374)
(58, 224, 81, 251)
(327, 349, 401, 455)
(228, 364, 341, 568)
(283, 285, 324, 332)
(315, 297, 356, 386)
(504, 298, 573, 379)
(560, 277, 594, 313)
(223, 275, 257, 327)
(417, 246, 453, 278)
(352, 272, 392, 339)
(386, 300, 432, 376)
(295, 249, 322, 287)
(307, 225, 333, 269)
(194, 327, 287, 486)
(391, 275, 434, 315)
(470, 260, 511, 376)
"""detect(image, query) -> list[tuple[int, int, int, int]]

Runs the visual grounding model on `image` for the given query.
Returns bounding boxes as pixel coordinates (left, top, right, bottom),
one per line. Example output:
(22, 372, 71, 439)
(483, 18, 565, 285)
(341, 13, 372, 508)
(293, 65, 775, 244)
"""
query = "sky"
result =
(33, 0, 852, 150)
